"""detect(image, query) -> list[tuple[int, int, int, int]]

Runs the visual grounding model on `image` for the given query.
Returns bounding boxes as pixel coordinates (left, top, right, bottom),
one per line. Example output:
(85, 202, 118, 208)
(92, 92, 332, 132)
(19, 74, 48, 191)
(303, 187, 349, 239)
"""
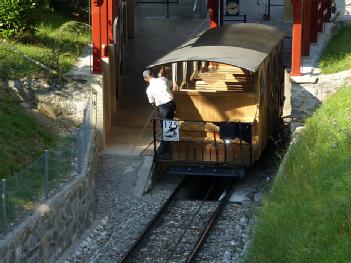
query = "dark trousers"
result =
(158, 100, 176, 156)
(158, 100, 176, 120)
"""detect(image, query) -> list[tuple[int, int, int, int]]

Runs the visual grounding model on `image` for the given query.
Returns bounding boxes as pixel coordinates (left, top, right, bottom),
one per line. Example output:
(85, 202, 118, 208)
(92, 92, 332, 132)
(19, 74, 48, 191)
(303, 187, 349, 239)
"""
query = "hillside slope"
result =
(245, 86, 351, 263)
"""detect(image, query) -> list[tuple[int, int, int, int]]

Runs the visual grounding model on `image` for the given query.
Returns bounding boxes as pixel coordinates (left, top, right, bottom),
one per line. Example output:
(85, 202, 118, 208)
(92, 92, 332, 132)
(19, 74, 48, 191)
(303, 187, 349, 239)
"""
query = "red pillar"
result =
(92, 0, 102, 73)
(92, 0, 118, 73)
(209, 0, 219, 28)
(302, 0, 312, 56)
(100, 0, 109, 58)
(291, 0, 303, 76)
(310, 0, 318, 42)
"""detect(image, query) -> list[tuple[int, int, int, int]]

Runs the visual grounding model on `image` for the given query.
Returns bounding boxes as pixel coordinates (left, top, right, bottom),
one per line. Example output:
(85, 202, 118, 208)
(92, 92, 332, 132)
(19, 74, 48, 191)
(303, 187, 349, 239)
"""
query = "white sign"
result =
(162, 120, 179, 142)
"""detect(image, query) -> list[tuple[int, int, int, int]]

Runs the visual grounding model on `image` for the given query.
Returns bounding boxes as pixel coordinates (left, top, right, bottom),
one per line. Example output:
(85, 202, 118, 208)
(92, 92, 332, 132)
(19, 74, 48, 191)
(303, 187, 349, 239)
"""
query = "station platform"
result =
(104, 17, 209, 156)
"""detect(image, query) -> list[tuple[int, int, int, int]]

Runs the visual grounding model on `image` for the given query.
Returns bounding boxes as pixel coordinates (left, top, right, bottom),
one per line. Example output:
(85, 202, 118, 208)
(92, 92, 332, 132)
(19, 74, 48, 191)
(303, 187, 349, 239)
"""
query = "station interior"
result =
(104, 0, 293, 155)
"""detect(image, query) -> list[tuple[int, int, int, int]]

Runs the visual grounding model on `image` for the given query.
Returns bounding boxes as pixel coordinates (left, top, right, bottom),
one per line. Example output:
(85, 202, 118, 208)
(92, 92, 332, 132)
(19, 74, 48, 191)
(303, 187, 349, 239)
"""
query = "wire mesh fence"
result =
(0, 92, 97, 237)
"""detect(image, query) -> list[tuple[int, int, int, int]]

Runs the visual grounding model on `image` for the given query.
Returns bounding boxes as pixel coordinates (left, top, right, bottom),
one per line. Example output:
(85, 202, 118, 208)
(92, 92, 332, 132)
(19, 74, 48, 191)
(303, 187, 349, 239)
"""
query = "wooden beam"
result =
(291, 0, 303, 76)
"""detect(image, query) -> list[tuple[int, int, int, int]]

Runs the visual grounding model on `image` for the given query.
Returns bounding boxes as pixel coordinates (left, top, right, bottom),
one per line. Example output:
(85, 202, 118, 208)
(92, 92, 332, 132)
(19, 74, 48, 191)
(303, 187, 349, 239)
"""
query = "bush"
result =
(0, 0, 47, 39)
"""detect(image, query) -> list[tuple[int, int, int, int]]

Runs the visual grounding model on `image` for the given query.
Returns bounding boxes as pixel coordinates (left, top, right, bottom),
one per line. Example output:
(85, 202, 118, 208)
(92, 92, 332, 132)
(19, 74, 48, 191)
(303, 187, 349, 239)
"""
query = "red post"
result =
(92, 0, 102, 73)
(100, 0, 109, 57)
(209, 0, 219, 28)
(92, 0, 118, 73)
(302, 0, 312, 56)
(291, 0, 303, 76)
(310, 0, 318, 42)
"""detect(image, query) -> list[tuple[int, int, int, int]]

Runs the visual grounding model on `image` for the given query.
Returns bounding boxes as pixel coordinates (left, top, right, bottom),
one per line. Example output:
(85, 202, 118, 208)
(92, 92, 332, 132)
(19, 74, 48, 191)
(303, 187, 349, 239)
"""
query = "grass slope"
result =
(0, 89, 55, 178)
(245, 86, 351, 263)
(0, 13, 90, 79)
(320, 23, 351, 74)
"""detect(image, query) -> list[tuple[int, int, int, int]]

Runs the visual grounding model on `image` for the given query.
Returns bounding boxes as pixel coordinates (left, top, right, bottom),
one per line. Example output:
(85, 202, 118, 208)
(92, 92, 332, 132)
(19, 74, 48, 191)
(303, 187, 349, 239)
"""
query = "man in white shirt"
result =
(143, 70, 176, 120)
(143, 70, 176, 158)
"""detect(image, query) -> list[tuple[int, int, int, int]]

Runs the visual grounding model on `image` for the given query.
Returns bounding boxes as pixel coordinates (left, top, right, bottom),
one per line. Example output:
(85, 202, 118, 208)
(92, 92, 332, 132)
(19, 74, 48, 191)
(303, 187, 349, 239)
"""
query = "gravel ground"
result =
(61, 154, 182, 263)
(127, 200, 219, 263)
(59, 149, 277, 263)
(59, 153, 275, 263)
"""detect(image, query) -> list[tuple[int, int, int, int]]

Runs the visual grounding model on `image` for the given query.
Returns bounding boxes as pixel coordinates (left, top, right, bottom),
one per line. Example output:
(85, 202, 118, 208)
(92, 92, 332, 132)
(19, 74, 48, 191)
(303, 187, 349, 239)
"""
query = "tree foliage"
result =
(0, 0, 47, 39)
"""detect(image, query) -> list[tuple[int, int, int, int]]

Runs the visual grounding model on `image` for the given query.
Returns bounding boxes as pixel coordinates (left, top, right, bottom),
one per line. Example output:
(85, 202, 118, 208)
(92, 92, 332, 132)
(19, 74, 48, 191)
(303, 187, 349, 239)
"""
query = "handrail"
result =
(136, 0, 179, 18)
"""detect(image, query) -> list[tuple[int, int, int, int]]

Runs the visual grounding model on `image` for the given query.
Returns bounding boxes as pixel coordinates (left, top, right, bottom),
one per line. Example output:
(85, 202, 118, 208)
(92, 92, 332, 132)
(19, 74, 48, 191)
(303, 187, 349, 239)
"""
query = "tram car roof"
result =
(148, 23, 285, 73)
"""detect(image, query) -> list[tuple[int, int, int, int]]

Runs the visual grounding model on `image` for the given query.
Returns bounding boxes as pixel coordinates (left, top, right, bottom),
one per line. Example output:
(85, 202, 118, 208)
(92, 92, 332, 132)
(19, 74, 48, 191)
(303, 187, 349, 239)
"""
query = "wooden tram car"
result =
(149, 23, 285, 176)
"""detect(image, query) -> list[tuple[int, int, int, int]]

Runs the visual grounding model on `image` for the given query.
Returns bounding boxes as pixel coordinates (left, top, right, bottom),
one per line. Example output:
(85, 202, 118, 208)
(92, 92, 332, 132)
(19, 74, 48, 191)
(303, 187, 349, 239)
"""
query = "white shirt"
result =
(146, 77, 173, 106)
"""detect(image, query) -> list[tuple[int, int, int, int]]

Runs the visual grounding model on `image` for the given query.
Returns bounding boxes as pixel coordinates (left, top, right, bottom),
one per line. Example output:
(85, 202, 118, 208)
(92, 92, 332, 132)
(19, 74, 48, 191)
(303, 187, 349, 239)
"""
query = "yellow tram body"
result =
(149, 23, 285, 174)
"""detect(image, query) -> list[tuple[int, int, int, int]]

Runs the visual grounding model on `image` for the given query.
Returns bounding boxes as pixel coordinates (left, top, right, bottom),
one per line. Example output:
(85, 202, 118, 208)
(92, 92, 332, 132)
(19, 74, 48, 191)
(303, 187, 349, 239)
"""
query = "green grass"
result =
(320, 23, 351, 74)
(0, 13, 90, 79)
(0, 88, 79, 228)
(0, 89, 55, 178)
(245, 86, 351, 263)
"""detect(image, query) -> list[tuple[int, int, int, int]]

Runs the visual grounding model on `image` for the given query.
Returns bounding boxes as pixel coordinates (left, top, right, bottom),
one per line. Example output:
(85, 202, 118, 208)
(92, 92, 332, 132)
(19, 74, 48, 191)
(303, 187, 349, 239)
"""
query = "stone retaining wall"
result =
(0, 133, 101, 263)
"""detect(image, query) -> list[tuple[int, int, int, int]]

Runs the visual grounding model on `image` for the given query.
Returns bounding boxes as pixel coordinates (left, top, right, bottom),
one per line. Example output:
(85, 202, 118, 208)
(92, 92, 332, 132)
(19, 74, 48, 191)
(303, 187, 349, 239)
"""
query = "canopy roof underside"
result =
(148, 23, 285, 72)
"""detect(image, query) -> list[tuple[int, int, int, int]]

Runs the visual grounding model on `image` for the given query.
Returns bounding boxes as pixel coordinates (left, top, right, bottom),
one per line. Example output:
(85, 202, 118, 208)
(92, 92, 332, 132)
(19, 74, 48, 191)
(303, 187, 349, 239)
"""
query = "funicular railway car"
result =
(148, 23, 285, 177)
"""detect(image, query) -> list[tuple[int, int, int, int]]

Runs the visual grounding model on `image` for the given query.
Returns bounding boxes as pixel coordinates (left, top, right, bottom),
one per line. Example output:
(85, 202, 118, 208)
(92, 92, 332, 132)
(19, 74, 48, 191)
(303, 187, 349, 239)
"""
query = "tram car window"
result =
(148, 23, 285, 175)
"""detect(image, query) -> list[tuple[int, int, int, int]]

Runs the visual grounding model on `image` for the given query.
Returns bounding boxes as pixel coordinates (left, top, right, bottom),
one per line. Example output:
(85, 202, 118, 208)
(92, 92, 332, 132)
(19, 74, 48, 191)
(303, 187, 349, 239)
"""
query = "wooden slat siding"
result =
(171, 142, 253, 165)
(174, 92, 257, 122)
(255, 41, 284, 162)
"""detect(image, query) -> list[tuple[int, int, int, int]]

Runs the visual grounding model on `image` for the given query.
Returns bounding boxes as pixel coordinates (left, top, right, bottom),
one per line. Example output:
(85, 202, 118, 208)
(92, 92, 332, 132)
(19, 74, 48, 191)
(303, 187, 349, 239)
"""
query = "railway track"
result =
(119, 177, 235, 263)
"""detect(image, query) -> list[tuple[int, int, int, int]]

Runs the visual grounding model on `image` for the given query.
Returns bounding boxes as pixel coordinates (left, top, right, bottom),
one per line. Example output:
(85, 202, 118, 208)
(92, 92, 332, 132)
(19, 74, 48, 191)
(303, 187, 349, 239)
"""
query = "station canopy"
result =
(148, 23, 285, 73)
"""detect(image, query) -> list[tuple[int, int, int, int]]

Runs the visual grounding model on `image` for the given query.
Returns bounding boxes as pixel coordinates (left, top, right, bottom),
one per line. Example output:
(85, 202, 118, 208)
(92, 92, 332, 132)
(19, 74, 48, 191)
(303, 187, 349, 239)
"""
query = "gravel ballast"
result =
(61, 154, 182, 263)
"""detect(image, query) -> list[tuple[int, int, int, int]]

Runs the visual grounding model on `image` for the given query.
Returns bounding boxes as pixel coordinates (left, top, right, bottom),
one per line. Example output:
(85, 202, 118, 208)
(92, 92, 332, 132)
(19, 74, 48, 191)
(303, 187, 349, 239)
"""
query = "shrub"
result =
(0, 0, 47, 39)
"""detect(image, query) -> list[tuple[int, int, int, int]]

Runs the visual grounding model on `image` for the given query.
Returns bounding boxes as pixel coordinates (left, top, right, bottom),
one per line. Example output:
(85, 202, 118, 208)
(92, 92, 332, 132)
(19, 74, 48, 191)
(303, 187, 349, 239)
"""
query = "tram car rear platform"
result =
(148, 23, 285, 177)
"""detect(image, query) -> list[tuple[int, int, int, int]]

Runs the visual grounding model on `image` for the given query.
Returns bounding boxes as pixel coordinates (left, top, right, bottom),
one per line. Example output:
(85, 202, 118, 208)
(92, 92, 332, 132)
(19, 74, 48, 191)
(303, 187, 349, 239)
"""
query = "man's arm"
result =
(146, 88, 155, 105)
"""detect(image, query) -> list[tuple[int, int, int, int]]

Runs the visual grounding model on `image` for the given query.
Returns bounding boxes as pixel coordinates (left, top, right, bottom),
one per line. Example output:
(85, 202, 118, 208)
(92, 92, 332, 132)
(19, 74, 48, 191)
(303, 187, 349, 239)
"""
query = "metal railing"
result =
(0, 93, 97, 236)
(136, 0, 180, 18)
(152, 119, 254, 166)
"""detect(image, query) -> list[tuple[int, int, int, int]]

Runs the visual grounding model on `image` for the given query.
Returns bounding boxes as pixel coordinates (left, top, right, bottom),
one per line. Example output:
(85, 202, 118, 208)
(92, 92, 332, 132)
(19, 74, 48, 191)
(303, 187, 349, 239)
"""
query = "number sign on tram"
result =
(163, 120, 180, 142)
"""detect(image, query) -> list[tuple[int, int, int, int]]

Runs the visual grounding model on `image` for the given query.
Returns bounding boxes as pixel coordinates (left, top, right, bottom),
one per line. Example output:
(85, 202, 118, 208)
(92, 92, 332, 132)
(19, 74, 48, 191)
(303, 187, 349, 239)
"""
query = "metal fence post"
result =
(44, 150, 49, 200)
(166, 0, 170, 18)
(76, 127, 82, 174)
(83, 108, 87, 155)
(2, 179, 7, 234)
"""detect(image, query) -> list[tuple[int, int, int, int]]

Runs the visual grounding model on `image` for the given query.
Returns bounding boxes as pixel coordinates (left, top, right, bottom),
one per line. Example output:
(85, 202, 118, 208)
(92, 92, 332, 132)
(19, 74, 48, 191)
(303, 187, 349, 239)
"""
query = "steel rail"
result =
(165, 184, 215, 263)
(186, 181, 235, 262)
(119, 177, 236, 263)
(118, 178, 187, 263)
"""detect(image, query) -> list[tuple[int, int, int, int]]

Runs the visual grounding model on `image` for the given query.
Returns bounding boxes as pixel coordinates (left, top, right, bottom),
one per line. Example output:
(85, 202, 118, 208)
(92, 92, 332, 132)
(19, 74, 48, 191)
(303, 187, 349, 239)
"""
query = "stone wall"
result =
(0, 133, 101, 263)
(291, 70, 351, 132)
(4, 78, 92, 126)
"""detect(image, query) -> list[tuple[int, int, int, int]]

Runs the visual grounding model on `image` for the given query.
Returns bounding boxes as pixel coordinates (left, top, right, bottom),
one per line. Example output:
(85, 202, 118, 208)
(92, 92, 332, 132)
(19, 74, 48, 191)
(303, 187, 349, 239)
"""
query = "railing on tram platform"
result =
(152, 119, 254, 176)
